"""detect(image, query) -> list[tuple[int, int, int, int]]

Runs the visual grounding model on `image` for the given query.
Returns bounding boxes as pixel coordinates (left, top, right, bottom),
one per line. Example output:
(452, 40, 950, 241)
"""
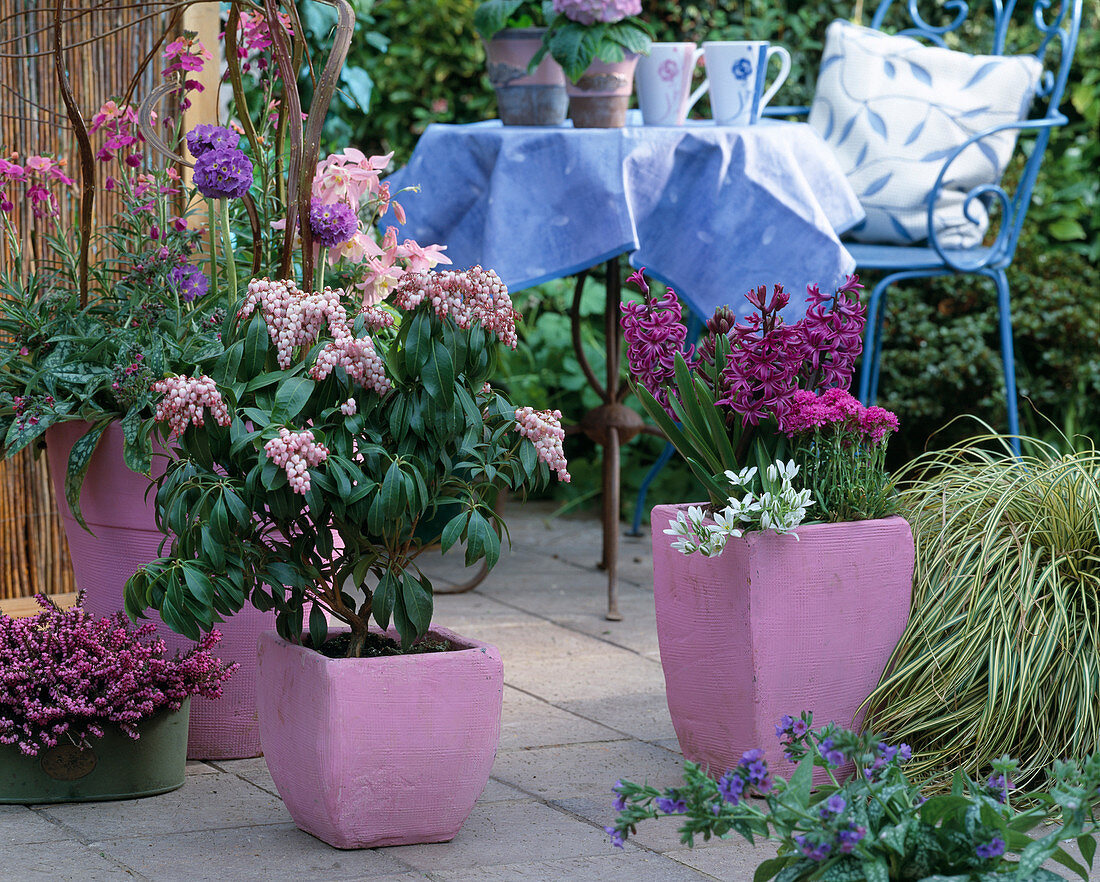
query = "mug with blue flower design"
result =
(700, 41, 791, 125)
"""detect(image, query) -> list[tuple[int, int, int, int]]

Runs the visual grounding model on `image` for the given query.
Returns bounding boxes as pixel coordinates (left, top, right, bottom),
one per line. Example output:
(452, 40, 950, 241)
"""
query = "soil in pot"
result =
(311, 632, 452, 658)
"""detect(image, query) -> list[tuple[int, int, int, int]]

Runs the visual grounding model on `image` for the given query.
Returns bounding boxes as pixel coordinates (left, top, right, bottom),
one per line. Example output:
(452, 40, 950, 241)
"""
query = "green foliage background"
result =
(305, 0, 1099, 514)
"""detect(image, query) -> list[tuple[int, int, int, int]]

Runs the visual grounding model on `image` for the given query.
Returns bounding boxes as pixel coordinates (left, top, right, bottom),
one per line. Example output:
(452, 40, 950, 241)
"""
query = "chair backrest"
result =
(867, 0, 1083, 264)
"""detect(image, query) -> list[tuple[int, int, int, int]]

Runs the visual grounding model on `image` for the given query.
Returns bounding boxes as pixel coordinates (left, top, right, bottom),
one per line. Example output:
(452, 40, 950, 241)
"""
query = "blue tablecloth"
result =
(385, 119, 864, 321)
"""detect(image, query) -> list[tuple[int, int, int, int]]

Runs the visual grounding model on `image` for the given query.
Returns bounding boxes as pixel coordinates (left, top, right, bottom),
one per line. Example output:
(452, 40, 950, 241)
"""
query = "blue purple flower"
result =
(186, 124, 240, 158)
(976, 837, 1006, 860)
(655, 794, 687, 814)
(604, 825, 625, 849)
(193, 146, 253, 200)
(794, 833, 832, 861)
(717, 770, 745, 805)
(985, 772, 1014, 803)
(169, 263, 210, 303)
(612, 780, 627, 811)
(308, 200, 358, 248)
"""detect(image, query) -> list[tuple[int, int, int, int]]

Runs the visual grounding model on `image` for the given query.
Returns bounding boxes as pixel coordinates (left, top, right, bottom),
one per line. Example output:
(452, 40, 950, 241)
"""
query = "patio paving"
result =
(1, 501, 1093, 880)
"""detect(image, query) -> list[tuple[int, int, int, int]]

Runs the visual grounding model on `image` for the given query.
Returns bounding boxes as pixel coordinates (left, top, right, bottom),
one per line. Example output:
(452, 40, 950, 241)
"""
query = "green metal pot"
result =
(0, 699, 190, 804)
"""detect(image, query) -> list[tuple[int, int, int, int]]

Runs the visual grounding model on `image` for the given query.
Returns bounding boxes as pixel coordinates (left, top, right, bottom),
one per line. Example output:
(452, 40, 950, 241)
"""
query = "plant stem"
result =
(207, 199, 219, 300)
(220, 198, 238, 303)
(314, 246, 327, 292)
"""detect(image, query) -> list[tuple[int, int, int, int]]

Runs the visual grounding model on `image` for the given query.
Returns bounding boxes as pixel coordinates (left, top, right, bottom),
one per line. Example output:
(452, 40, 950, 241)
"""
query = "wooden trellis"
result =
(0, 1, 220, 600)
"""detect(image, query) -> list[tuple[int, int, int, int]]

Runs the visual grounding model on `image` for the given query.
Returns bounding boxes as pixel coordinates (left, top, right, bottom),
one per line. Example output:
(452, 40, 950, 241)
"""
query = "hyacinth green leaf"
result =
(693, 375, 739, 470)
(63, 420, 107, 530)
(672, 353, 723, 476)
(308, 603, 328, 651)
(373, 570, 398, 630)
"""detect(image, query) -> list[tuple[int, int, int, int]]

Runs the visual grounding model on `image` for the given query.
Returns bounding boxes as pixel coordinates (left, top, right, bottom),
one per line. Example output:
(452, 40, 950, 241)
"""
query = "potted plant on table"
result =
(605, 714, 1100, 881)
(474, 0, 570, 126)
(532, 0, 653, 127)
(0, 597, 233, 804)
(621, 270, 912, 780)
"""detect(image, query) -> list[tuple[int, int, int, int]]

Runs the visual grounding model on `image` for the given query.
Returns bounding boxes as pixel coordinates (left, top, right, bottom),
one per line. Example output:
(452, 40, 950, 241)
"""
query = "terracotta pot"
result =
(650, 507, 914, 779)
(256, 627, 504, 849)
(484, 28, 568, 126)
(567, 52, 641, 128)
(0, 700, 189, 805)
(44, 421, 274, 761)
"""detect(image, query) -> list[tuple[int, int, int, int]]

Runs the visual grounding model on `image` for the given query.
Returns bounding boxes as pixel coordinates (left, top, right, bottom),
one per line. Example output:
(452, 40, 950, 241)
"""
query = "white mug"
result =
(636, 43, 707, 126)
(700, 41, 792, 126)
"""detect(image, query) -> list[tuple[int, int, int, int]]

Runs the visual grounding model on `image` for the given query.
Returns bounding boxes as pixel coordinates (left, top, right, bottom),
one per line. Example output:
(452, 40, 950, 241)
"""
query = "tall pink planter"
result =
(45, 421, 273, 760)
(651, 506, 914, 779)
(256, 627, 504, 849)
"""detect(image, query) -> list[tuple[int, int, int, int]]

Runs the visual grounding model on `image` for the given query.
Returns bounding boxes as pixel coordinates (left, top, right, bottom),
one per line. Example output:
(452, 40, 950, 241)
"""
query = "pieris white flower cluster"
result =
(664, 461, 812, 556)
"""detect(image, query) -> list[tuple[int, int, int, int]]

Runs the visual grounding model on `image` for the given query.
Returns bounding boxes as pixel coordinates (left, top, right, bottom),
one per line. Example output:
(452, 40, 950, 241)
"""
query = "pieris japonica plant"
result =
(607, 714, 1100, 882)
(621, 269, 899, 554)
(124, 267, 569, 656)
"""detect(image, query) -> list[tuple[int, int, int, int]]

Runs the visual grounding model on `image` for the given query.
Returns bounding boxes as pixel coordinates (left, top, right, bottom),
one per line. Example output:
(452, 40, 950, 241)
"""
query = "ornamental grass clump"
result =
(621, 270, 898, 551)
(607, 714, 1100, 881)
(0, 597, 234, 757)
(862, 431, 1100, 792)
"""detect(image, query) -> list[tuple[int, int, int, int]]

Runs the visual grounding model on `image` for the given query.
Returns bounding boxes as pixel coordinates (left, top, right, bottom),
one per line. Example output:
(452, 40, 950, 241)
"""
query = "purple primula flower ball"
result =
(186, 124, 240, 158)
(308, 200, 358, 248)
(193, 146, 253, 200)
(169, 263, 210, 303)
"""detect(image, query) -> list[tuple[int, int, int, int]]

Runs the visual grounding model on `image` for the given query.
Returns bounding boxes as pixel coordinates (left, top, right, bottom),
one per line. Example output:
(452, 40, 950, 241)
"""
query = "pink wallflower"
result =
(514, 407, 571, 482)
(230, 10, 294, 75)
(89, 101, 145, 164)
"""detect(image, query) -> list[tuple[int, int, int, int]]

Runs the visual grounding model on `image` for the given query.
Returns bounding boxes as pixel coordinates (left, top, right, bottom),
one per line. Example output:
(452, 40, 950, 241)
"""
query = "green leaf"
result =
(404, 309, 431, 372)
(440, 511, 467, 553)
(1078, 834, 1096, 868)
(422, 340, 455, 408)
(397, 571, 432, 647)
(753, 856, 791, 882)
(241, 313, 269, 378)
(181, 562, 215, 608)
(547, 20, 605, 82)
(373, 570, 398, 630)
(64, 421, 108, 530)
(1048, 217, 1086, 241)
(785, 755, 812, 805)
(308, 603, 328, 650)
(473, 0, 526, 37)
(272, 376, 315, 424)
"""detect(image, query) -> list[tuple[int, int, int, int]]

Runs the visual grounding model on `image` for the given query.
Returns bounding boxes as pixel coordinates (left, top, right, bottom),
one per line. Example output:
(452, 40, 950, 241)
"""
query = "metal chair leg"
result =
(989, 268, 1022, 457)
(627, 441, 676, 537)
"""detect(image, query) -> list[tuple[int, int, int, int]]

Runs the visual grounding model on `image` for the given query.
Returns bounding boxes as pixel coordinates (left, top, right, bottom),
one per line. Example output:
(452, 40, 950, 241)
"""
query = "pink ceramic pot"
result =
(45, 421, 274, 760)
(567, 53, 641, 128)
(256, 627, 504, 849)
(650, 506, 914, 779)
(485, 28, 569, 126)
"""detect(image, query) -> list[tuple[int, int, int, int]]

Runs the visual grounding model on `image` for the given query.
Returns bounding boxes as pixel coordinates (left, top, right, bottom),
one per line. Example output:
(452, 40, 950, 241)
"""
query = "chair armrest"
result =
(926, 113, 1068, 271)
(761, 105, 810, 119)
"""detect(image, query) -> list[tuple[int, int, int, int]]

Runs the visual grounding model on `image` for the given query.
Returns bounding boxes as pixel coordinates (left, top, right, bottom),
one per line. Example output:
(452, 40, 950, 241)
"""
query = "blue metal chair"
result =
(630, 0, 1082, 530)
(851, 0, 1082, 456)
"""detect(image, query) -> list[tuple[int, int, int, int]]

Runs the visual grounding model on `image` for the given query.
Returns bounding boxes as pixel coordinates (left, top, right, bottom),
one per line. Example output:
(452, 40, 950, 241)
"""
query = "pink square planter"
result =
(255, 627, 504, 849)
(45, 421, 274, 760)
(651, 505, 914, 779)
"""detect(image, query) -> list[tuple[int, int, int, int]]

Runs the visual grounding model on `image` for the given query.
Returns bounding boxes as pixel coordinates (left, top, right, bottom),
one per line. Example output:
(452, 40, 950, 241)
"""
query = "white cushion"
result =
(808, 20, 1042, 248)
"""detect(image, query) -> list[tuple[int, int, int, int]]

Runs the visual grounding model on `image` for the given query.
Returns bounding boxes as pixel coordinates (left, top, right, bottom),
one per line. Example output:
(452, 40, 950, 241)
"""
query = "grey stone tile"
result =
(185, 760, 219, 776)
(1, 805, 67, 845)
(431, 592, 543, 631)
(94, 822, 414, 881)
(667, 842, 777, 880)
(491, 740, 686, 804)
(477, 779, 530, 804)
(499, 687, 621, 751)
(557, 692, 676, 742)
(387, 801, 621, 871)
(502, 642, 667, 706)
(0, 840, 139, 881)
(433, 851, 715, 881)
(211, 757, 280, 796)
(38, 772, 291, 840)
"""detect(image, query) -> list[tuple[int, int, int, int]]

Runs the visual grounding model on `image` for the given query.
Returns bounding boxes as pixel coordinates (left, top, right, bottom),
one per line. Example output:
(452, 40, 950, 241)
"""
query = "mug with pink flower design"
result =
(636, 43, 706, 126)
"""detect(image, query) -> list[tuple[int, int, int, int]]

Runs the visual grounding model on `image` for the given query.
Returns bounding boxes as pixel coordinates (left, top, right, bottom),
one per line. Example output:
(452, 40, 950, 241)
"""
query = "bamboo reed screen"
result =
(0, 1, 186, 600)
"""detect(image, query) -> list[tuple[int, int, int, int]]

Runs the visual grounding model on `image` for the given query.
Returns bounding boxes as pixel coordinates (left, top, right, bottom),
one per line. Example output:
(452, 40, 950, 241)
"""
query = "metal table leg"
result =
(568, 256, 659, 621)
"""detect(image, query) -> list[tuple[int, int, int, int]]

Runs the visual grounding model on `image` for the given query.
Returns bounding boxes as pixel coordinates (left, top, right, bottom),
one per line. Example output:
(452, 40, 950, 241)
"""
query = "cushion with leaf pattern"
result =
(808, 20, 1042, 248)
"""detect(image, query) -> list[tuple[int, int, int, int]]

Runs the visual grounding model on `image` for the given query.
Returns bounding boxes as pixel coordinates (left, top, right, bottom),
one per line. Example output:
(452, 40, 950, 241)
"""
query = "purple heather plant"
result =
(0, 597, 235, 757)
(607, 714, 1100, 881)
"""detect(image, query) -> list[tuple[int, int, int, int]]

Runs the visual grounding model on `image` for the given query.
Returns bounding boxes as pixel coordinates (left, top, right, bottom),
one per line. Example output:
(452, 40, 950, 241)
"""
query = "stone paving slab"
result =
(430, 851, 719, 881)
(1, 804, 70, 845)
(499, 686, 622, 751)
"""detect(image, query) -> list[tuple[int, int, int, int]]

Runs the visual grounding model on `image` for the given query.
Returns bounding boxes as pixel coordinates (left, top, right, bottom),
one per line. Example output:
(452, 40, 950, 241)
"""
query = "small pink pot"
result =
(256, 627, 504, 849)
(45, 421, 274, 760)
(651, 506, 914, 779)
(567, 53, 640, 128)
